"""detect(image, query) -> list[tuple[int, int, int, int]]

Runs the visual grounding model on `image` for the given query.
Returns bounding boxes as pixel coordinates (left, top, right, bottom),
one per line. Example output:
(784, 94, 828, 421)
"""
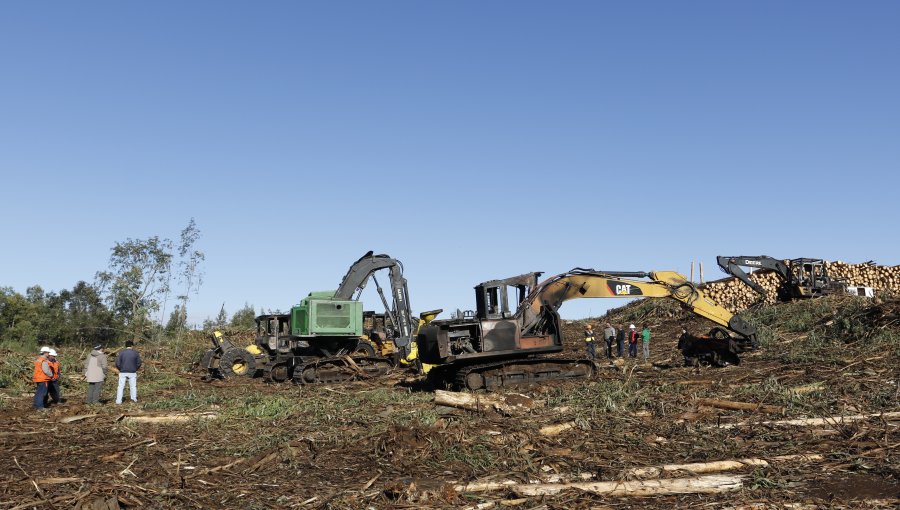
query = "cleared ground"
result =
(0, 296, 897, 509)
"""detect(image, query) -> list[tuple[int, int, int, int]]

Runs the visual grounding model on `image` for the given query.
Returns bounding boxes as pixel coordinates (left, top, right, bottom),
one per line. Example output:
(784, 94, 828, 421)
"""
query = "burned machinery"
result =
(418, 268, 757, 390)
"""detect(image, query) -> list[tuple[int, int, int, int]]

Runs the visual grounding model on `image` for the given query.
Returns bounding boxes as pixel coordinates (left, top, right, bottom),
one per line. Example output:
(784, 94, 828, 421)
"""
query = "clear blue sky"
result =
(2, 1, 898, 325)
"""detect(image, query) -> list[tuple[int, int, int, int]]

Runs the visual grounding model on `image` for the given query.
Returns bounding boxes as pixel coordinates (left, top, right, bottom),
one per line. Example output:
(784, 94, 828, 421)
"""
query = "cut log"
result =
(462, 502, 496, 510)
(696, 398, 784, 414)
(454, 475, 747, 496)
(457, 480, 518, 493)
(434, 390, 520, 415)
(457, 454, 820, 494)
(59, 414, 99, 424)
(718, 411, 900, 429)
(457, 473, 594, 492)
(789, 382, 824, 395)
(122, 412, 218, 424)
(39, 477, 84, 485)
(512, 474, 745, 497)
(625, 454, 823, 478)
(539, 421, 576, 436)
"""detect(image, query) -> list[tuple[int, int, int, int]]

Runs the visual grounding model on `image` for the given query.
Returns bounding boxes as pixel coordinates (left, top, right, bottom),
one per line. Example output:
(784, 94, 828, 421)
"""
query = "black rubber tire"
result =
(219, 348, 257, 378)
(200, 349, 222, 379)
(353, 340, 377, 357)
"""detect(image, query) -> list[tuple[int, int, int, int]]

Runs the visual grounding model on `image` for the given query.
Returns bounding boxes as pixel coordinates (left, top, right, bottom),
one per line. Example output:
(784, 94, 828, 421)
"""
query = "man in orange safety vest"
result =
(32, 346, 54, 411)
(46, 348, 62, 407)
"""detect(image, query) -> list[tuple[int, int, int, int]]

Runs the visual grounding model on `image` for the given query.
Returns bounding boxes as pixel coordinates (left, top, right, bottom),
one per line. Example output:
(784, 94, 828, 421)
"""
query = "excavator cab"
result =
(475, 272, 541, 320)
(789, 258, 845, 298)
(256, 314, 293, 353)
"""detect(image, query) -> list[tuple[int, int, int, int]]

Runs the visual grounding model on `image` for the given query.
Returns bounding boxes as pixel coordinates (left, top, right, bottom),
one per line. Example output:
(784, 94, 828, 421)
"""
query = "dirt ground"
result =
(1, 297, 897, 509)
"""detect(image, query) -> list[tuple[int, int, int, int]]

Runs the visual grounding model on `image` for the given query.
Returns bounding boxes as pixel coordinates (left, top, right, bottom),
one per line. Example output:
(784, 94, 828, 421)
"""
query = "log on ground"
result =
(512, 474, 746, 497)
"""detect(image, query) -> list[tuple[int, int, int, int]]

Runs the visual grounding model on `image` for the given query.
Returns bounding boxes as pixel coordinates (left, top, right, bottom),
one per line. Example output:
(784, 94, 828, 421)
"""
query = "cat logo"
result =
(607, 281, 643, 296)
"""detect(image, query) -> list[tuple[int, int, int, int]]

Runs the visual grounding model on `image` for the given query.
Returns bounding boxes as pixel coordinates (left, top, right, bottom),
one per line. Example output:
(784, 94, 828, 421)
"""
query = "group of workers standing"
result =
(32, 341, 143, 411)
(584, 323, 651, 361)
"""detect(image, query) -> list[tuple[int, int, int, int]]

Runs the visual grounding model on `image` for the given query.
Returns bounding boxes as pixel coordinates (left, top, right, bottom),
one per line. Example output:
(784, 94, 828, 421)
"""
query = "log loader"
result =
(203, 251, 440, 383)
(418, 268, 757, 390)
(716, 255, 872, 302)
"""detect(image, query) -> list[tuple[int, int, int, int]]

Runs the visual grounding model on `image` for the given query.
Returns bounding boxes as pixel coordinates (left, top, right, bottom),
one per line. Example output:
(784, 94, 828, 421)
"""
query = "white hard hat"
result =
(48, 349, 58, 356)
(629, 324, 636, 329)
(40, 346, 51, 353)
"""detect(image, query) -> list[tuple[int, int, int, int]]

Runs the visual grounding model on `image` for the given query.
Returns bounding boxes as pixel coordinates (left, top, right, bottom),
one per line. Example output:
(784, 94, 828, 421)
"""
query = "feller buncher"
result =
(418, 268, 757, 390)
(202, 251, 441, 383)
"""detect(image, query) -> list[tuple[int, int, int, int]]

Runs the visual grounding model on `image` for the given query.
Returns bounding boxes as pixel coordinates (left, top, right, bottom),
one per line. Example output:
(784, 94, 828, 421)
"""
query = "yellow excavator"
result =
(418, 268, 757, 390)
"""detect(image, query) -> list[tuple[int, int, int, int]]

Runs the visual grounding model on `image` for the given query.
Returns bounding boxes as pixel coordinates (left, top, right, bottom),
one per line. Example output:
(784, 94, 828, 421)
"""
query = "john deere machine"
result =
(716, 255, 873, 302)
(418, 267, 757, 390)
(202, 251, 440, 383)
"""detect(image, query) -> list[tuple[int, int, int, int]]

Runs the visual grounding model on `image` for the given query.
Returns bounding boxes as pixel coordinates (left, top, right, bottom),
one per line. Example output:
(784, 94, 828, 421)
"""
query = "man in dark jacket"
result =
(616, 326, 625, 358)
(46, 348, 62, 407)
(677, 327, 694, 366)
(115, 340, 142, 405)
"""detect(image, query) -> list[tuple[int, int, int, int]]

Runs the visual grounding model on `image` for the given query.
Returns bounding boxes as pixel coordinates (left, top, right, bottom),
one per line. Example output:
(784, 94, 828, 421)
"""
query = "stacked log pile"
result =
(702, 261, 900, 313)
(825, 261, 900, 290)
(702, 271, 783, 312)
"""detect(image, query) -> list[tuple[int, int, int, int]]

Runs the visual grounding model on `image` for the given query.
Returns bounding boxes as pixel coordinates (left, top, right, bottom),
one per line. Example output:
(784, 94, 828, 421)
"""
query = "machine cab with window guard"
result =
(475, 272, 542, 320)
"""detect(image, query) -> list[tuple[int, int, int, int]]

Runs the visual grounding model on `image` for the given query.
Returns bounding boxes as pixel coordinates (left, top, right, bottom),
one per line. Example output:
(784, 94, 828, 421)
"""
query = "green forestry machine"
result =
(202, 251, 440, 384)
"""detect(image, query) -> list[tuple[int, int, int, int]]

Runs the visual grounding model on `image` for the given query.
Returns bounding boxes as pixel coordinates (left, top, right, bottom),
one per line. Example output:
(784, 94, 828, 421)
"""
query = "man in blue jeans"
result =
(115, 340, 142, 405)
(33, 346, 53, 411)
(627, 324, 639, 358)
(583, 324, 597, 360)
(46, 348, 62, 406)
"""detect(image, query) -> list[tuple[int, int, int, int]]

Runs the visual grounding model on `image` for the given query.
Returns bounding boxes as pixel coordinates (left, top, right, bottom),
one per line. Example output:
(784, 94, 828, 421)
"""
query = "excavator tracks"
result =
(430, 358, 596, 391)
(293, 355, 393, 384)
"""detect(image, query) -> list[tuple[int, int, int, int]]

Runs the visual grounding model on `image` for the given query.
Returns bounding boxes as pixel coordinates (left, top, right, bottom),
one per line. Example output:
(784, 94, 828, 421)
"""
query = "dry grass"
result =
(0, 296, 897, 508)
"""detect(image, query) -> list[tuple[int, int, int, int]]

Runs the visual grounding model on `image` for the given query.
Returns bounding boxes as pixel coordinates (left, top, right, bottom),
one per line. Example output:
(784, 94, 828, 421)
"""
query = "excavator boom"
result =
(519, 268, 756, 342)
(716, 256, 791, 299)
(334, 251, 415, 352)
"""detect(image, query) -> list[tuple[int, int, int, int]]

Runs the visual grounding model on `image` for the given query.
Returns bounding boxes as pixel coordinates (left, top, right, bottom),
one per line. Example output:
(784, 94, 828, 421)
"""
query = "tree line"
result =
(0, 219, 257, 348)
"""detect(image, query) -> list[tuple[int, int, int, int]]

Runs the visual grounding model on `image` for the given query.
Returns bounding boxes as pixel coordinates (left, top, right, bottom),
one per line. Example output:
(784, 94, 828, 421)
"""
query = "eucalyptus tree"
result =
(96, 236, 173, 339)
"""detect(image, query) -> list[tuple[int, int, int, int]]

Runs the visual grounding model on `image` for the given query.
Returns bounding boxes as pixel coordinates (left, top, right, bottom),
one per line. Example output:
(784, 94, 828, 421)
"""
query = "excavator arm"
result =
(334, 251, 415, 353)
(335, 251, 403, 299)
(519, 268, 756, 348)
(716, 255, 791, 299)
